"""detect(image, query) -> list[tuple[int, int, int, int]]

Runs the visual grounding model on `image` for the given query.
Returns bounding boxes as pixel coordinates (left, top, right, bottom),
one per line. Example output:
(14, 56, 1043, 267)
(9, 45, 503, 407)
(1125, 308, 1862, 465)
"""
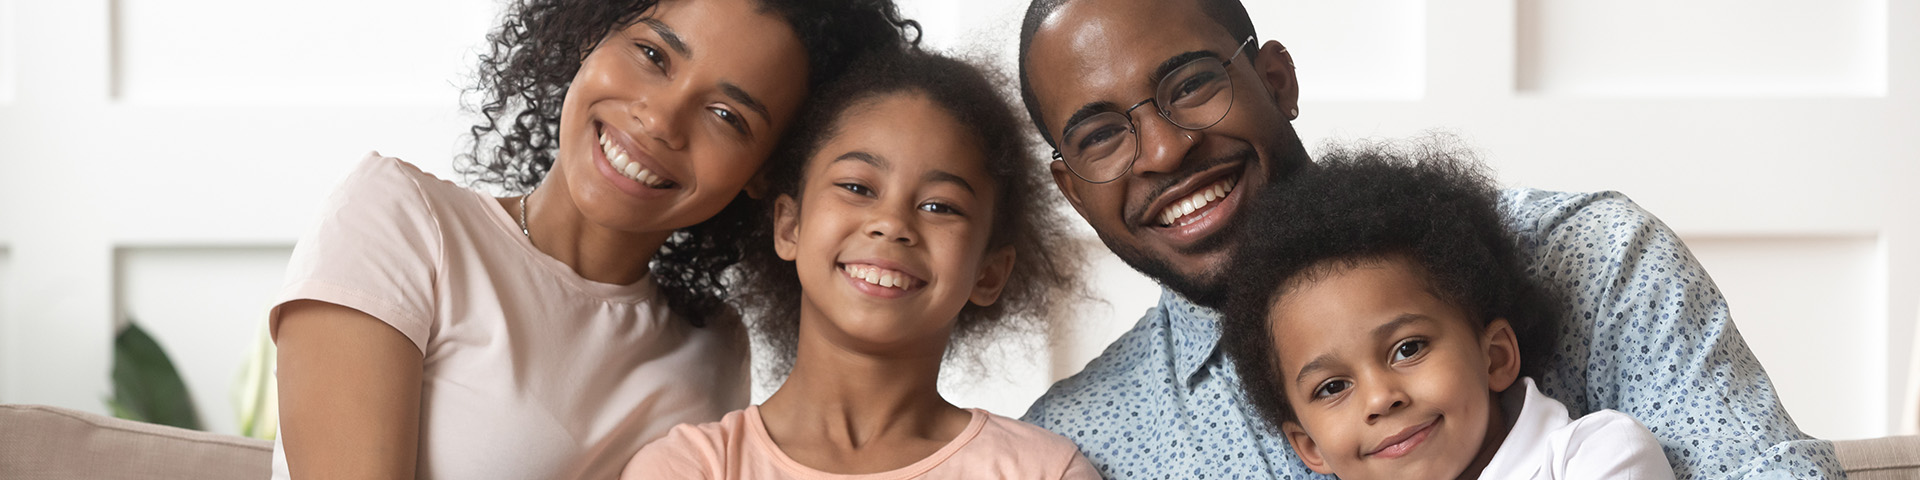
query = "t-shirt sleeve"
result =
(1499, 189, 1842, 478)
(1558, 410, 1677, 480)
(1058, 450, 1101, 480)
(269, 153, 442, 354)
(620, 424, 719, 479)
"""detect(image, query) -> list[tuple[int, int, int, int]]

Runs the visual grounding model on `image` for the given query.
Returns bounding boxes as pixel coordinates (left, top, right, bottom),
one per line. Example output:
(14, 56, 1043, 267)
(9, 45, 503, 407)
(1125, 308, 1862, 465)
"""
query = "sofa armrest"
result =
(0, 404, 271, 480)
(1836, 435, 1920, 479)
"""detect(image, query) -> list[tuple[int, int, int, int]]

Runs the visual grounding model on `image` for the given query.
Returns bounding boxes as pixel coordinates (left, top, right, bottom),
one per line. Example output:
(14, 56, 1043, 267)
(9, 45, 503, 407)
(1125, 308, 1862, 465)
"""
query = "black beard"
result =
(1106, 128, 1313, 309)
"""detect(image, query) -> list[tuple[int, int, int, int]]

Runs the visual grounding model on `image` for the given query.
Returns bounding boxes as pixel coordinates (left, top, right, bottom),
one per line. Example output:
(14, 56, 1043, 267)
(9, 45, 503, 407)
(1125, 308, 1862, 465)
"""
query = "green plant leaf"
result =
(109, 321, 202, 431)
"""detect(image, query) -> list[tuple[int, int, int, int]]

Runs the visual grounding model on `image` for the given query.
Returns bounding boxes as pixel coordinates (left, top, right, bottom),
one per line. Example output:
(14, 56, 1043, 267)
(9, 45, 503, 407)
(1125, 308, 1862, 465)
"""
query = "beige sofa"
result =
(2, 403, 1916, 479)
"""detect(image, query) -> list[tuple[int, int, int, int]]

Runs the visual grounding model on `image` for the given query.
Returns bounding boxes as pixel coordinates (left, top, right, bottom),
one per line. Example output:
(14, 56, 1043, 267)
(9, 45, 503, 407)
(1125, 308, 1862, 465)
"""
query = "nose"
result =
(1127, 109, 1200, 176)
(864, 202, 918, 246)
(628, 90, 687, 151)
(1362, 378, 1411, 424)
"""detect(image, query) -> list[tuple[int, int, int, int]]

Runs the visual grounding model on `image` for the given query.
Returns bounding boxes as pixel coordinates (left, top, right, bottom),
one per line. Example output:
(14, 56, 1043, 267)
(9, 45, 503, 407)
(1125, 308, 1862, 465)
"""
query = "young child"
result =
(620, 48, 1096, 479)
(1217, 148, 1675, 479)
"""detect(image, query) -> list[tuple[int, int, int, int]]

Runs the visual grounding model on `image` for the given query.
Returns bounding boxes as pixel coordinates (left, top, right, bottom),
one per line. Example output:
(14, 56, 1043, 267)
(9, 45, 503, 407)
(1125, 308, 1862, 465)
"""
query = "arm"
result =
(276, 300, 424, 479)
(1502, 190, 1842, 478)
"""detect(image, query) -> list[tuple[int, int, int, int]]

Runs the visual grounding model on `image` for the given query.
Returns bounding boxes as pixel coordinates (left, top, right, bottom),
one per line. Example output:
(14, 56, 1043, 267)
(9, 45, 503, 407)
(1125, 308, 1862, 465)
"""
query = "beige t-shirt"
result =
(622, 406, 1099, 479)
(268, 153, 749, 480)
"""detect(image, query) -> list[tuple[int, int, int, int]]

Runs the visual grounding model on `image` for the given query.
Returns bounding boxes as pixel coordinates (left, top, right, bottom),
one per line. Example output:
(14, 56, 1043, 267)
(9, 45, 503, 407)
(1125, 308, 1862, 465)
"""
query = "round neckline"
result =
(744, 405, 990, 479)
(469, 188, 660, 304)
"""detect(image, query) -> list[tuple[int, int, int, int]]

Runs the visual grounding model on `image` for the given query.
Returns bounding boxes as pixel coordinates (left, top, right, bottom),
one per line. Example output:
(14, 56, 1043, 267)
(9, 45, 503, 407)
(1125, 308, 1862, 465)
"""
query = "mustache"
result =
(1127, 147, 1259, 227)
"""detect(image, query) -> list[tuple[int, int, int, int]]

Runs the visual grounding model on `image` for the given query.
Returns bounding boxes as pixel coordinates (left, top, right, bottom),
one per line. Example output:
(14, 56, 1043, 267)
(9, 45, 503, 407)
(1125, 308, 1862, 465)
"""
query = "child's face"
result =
(1269, 257, 1519, 480)
(555, 0, 808, 235)
(773, 92, 1015, 356)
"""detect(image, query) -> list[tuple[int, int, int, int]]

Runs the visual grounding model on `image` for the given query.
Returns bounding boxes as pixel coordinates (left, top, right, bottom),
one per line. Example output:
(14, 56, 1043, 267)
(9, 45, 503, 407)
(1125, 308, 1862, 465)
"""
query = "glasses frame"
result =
(1052, 36, 1258, 184)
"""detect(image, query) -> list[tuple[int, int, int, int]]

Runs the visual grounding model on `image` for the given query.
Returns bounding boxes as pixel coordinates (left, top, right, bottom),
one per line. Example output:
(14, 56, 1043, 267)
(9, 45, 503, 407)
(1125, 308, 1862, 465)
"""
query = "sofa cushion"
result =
(0, 404, 271, 480)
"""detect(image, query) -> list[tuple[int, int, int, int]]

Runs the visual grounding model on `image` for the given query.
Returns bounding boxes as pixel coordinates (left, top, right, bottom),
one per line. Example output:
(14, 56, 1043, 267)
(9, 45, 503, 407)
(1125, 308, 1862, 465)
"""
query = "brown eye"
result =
(1313, 379, 1351, 399)
(1392, 340, 1427, 362)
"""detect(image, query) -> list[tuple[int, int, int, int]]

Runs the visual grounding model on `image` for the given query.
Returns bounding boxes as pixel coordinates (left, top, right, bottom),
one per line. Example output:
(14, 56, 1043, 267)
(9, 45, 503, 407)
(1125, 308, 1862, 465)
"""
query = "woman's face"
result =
(773, 93, 1014, 357)
(555, 0, 808, 234)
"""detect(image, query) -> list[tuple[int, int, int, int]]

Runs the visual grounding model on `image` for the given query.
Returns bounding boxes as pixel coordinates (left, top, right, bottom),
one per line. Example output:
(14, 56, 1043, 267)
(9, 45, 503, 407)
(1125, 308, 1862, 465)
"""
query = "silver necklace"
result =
(517, 189, 532, 238)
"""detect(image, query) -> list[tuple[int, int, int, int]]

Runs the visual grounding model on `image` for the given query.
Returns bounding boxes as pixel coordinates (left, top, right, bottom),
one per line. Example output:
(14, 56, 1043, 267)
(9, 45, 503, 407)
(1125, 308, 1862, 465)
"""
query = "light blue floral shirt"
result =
(1022, 189, 1843, 479)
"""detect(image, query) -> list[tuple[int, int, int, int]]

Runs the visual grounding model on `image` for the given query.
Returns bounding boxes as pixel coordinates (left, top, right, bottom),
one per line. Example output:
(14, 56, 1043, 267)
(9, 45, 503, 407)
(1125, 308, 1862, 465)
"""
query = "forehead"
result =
(813, 93, 993, 185)
(1026, 0, 1234, 129)
(1265, 260, 1453, 354)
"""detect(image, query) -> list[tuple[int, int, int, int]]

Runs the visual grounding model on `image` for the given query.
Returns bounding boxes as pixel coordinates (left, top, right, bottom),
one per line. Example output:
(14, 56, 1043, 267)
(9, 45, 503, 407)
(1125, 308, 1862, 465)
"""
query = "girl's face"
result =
(773, 93, 1016, 356)
(556, 0, 808, 234)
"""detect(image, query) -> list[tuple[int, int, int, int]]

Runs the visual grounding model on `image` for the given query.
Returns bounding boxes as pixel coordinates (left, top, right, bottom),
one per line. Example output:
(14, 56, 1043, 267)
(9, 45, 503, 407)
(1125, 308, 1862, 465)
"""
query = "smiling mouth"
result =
(1154, 174, 1239, 228)
(1367, 417, 1438, 459)
(840, 263, 925, 291)
(598, 127, 676, 189)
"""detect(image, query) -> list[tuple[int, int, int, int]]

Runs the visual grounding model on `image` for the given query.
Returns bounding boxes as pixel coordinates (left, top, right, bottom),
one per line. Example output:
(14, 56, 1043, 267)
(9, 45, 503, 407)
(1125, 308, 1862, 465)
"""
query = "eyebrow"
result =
(1148, 50, 1220, 87)
(1290, 314, 1430, 388)
(832, 151, 977, 194)
(1061, 101, 1120, 138)
(720, 83, 772, 124)
(1057, 49, 1222, 137)
(924, 170, 976, 194)
(641, 19, 690, 58)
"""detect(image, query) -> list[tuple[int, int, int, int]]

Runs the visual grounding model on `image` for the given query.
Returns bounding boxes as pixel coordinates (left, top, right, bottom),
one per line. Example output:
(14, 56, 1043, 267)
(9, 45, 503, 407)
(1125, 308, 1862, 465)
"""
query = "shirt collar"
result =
(1160, 288, 1224, 388)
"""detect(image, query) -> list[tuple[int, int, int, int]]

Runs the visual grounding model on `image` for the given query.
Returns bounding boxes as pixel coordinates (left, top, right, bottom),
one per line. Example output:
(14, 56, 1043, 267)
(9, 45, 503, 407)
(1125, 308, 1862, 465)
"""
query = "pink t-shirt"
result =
(622, 406, 1098, 479)
(268, 153, 749, 480)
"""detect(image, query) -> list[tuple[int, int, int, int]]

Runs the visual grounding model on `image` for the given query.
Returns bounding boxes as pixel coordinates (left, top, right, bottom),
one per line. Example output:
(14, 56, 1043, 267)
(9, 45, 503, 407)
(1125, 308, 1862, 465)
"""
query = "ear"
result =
(1048, 159, 1093, 219)
(1482, 318, 1522, 393)
(1253, 40, 1300, 121)
(1281, 421, 1334, 475)
(743, 170, 771, 200)
(772, 194, 802, 261)
(968, 246, 1017, 307)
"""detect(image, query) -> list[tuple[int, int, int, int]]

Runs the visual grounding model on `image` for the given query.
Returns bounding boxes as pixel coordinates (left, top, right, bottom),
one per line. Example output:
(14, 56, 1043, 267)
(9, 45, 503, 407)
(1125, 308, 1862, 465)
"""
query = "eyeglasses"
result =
(1052, 36, 1257, 184)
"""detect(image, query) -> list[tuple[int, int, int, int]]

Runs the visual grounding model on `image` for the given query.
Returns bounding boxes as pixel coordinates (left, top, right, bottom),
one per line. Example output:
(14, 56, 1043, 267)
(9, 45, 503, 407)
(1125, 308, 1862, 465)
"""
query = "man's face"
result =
(1026, 0, 1311, 305)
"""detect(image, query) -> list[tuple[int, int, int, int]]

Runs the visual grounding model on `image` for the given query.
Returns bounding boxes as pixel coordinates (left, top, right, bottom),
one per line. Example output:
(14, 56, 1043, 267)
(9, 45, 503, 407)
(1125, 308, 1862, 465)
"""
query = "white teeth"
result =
(1158, 177, 1239, 227)
(844, 264, 916, 290)
(598, 127, 671, 188)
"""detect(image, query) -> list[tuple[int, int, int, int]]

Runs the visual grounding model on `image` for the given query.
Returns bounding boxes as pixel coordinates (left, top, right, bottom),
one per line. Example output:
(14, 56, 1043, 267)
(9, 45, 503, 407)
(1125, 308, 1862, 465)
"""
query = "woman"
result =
(269, 0, 914, 478)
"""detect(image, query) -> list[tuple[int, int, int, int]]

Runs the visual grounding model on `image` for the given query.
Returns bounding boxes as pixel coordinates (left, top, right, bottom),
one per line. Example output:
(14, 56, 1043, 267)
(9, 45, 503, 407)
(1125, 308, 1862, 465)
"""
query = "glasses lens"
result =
(1059, 111, 1137, 182)
(1156, 59, 1234, 130)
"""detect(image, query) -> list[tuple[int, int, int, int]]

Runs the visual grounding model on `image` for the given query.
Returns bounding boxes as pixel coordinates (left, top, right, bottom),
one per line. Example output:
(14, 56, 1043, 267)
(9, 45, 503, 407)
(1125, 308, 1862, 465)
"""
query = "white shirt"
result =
(1479, 377, 1675, 479)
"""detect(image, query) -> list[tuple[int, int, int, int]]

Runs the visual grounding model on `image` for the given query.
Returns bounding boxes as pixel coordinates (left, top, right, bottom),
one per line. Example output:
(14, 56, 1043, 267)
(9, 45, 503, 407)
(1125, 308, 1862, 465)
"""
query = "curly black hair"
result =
(735, 48, 1085, 378)
(456, 0, 920, 325)
(1216, 140, 1560, 432)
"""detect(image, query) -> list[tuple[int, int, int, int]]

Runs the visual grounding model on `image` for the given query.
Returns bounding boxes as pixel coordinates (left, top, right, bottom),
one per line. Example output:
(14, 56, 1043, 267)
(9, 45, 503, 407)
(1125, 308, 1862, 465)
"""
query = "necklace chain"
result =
(517, 189, 532, 238)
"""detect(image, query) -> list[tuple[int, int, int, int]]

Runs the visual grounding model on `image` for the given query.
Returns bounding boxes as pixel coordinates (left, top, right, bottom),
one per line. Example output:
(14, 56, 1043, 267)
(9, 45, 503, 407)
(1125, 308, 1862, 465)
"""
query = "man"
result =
(1014, 0, 1842, 478)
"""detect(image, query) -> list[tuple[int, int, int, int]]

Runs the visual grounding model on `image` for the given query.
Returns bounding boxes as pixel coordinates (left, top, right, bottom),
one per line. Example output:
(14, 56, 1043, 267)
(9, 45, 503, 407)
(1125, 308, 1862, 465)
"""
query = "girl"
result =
(621, 49, 1095, 478)
(269, 0, 914, 478)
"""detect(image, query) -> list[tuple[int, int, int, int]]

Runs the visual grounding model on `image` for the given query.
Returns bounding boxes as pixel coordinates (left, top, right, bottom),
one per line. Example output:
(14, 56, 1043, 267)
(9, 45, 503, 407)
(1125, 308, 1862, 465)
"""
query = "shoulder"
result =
(973, 411, 1095, 474)
(621, 409, 752, 479)
(334, 152, 473, 212)
(1021, 306, 1172, 428)
(1551, 410, 1676, 479)
(1497, 188, 1660, 245)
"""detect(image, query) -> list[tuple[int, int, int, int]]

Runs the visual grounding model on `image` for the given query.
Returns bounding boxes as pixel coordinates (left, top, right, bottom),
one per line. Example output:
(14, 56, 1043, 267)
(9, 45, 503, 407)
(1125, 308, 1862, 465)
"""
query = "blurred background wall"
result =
(0, 0, 1914, 441)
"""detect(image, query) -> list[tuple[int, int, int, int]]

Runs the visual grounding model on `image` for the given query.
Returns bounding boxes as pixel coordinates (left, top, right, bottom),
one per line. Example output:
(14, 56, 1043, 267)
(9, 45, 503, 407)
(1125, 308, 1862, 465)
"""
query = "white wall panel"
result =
(1686, 236, 1885, 440)
(1247, 0, 1425, 101)
(111, 0, 495, 106)
(1517, 0, 1887, 96)
(0, 248, 10, 401)
(0, 0, 14, 104)
(115, 245, 292, 435)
